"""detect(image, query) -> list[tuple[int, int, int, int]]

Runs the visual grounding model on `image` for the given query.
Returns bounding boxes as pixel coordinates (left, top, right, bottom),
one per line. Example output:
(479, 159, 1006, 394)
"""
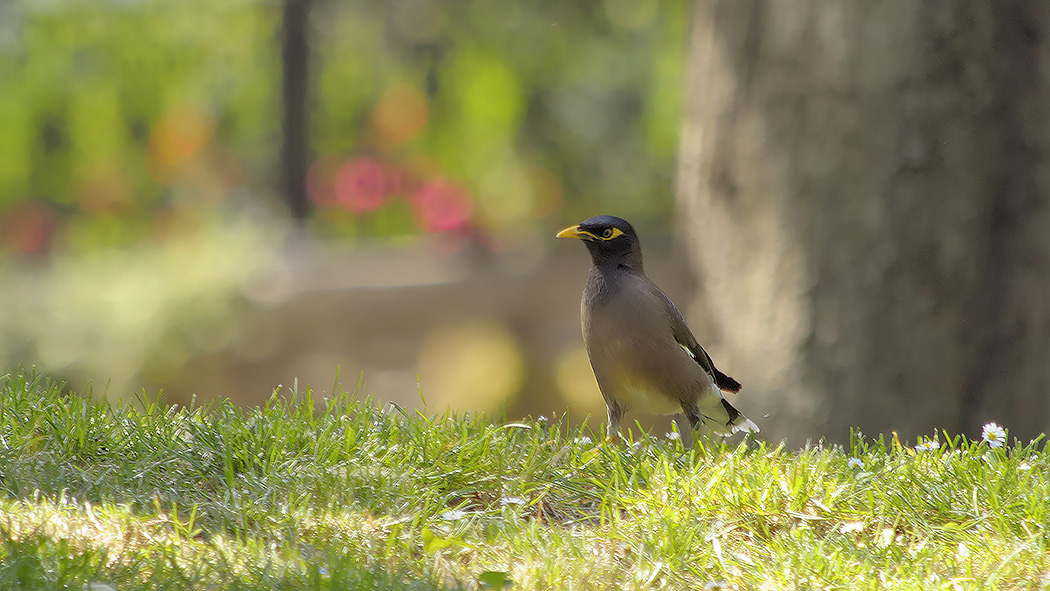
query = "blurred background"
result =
(2, 0, 1048, 446)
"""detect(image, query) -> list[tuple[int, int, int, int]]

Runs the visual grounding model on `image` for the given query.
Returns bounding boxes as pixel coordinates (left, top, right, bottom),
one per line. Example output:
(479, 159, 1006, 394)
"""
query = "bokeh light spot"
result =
(418, 320, 525, 412)
(147, 104, 215, 185)
(335, 158, 388, 213)
(555, 346, 603, 414)
(477, 159, 531, 223)
(447, 48, 523, 156)
(372, 84, 429, 149)
(411, 178, 473, 232)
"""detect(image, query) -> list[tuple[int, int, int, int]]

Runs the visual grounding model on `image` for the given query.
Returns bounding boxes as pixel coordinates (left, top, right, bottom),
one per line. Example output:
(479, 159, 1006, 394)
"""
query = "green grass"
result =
(1, 368, 1048, 590)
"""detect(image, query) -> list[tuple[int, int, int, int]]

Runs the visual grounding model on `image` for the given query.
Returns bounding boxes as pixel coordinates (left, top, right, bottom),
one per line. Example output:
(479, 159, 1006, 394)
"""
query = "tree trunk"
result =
(677, 0, 1050, 446)
(280, 0, 313, 223)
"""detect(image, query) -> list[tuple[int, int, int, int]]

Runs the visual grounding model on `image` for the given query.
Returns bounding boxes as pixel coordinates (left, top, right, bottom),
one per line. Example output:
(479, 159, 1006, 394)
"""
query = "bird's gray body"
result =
(560, 215, 758, 439)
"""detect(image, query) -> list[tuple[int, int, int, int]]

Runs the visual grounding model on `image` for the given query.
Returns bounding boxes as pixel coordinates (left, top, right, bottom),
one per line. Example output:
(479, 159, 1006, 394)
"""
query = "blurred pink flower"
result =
(1, 201, 61, 255)
(335, 158, 388, 213)
(411, 179, 473, 233)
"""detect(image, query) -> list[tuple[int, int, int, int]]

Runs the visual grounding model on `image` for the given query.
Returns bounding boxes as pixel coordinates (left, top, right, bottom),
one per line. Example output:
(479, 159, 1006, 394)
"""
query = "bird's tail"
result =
(713, 368, 741, 393)
(702, 398, 759, 435)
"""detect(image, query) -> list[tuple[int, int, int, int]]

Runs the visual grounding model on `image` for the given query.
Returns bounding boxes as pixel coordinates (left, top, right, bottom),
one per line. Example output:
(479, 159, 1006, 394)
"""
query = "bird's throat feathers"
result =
(583, 241, 644, 274)
(585, 263, 640, 308)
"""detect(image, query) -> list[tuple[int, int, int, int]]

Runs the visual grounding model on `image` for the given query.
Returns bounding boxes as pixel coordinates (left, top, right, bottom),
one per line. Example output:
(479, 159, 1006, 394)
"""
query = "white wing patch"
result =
(678, 343, 698, 361)
(678, 343, 721, 392)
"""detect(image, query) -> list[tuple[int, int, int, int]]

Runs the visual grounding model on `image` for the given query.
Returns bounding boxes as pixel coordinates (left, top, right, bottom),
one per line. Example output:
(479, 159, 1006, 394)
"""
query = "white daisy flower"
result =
(914, 439, 940, 452)
(982, 423, 1006, 448)
(847, 457, 865, 470)
(839, 522, 864, 534)
(439, 509, 469, 521)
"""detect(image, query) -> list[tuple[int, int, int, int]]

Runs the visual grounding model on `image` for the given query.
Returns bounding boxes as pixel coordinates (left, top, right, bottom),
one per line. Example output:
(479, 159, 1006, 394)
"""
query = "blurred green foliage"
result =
(1, 0, 685, 254)
(0, 216, 279, 397)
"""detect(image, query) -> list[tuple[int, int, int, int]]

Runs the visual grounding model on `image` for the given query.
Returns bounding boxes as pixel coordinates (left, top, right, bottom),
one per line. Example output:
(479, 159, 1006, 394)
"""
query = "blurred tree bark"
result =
(677, 1, 1050, 445)
(280, 0, 313, 223)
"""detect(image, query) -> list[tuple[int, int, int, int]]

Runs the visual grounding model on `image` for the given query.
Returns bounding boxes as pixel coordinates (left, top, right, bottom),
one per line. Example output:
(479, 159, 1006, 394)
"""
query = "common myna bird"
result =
(557, 215, 759, 441)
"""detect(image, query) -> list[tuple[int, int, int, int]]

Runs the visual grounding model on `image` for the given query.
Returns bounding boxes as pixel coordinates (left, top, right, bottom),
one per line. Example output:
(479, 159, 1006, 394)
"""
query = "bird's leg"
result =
(682, 403, 702, 430)
(672, 414, 694, 448)
(681, 403, 704, 447)
(605, 402, 624, 444)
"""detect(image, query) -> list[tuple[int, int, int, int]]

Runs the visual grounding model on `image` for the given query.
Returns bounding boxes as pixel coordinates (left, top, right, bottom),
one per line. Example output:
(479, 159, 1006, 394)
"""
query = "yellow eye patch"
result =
(556, 224, 624, 242)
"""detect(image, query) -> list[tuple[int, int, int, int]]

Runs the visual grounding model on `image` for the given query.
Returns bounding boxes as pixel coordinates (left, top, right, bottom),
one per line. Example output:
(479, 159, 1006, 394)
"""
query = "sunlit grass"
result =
(1, 367, 1048, 590)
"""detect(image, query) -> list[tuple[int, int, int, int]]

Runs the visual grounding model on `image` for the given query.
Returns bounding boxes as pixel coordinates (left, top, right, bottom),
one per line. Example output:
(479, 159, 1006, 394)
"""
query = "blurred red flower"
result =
(1, 201, 61, 255)
(334, 158, 388, 213)
(411, 178, 473, 233)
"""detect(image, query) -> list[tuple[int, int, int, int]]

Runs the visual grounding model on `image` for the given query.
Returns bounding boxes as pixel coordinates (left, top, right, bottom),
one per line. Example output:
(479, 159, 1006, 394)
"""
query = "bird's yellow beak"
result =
(557, 224, 588, 240)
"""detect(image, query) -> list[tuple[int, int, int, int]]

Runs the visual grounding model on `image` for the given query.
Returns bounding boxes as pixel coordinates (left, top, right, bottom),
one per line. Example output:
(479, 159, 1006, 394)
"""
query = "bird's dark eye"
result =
(602, 228, 614, 238)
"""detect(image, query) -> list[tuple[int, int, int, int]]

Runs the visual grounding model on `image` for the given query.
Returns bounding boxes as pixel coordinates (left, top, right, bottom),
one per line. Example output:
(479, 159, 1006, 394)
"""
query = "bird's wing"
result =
(654, 286, 742, 393)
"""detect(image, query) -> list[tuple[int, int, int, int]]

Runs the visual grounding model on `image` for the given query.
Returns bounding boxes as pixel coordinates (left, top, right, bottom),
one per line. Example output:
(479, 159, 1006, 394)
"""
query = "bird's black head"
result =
(557, 215, 643, 270)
